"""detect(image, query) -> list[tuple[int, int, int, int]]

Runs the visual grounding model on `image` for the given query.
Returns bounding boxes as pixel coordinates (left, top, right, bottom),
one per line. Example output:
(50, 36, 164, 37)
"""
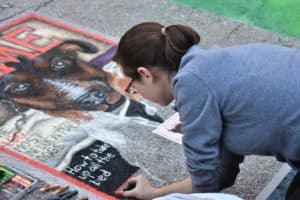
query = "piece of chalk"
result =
(12, 175, 32, 187)
(123, 182, 136, 191)
(0, 167, 15, 176)
(58, 189, 77, 197)
(60, 190, 78, 199)
(78, 197, 89, 200)
(52, 184, 69, 195)
(46, 198, 60, 200)
(15, 175, 32, 185)
(40, 184, 60, 192)
(57, 190, 72, 197)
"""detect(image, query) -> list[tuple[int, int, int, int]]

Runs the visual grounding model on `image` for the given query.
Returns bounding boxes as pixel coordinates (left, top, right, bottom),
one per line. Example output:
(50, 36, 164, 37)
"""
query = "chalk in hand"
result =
(123, 182, 136, 191)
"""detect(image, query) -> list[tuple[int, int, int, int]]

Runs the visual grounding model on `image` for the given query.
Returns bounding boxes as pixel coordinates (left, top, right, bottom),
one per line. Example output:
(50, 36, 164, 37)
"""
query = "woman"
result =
(113, 22, 300, 199)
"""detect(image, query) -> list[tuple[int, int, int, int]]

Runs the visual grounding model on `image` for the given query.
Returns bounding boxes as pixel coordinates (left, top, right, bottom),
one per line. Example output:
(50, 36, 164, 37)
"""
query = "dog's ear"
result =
(90, 46, 117, 69)
(5, 56, 35, 73)
(59, 40, 98, 54)
(5, 56, 44, 79)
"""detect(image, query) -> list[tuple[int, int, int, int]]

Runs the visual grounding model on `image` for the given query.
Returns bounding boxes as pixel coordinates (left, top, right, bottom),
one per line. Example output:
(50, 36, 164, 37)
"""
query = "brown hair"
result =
(113, 22, 200, 78)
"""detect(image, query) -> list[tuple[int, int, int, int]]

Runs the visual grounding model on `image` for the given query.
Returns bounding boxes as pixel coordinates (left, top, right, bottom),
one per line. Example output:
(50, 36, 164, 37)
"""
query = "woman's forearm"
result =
(153, 176, 192, 198)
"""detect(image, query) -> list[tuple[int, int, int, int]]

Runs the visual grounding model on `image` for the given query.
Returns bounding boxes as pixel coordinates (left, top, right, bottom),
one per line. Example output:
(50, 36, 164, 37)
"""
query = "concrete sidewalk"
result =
(1, 1, 299, 199)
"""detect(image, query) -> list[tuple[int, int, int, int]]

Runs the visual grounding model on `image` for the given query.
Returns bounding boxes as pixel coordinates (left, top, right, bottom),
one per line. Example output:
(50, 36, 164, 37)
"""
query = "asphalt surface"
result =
(1, 1, 299, 199)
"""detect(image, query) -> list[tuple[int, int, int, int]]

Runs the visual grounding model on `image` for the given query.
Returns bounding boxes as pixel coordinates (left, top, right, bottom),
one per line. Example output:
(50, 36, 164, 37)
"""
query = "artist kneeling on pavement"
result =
(113, 22, 300, 199)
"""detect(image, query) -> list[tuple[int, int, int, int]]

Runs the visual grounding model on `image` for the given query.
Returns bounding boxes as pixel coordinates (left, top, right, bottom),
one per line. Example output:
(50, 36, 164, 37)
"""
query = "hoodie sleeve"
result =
(173, 71, 222, 192)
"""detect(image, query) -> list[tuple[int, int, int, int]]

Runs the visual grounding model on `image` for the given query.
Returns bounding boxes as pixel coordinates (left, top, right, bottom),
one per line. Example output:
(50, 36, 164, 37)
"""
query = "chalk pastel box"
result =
(0, 164, 37, 199)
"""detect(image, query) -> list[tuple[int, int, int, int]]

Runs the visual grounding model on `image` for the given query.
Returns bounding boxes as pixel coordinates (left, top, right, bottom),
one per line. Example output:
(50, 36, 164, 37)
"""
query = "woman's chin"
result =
(158, 98, 173, 106)
(158, 102, 168, 106)
(144, 95, 173, 106)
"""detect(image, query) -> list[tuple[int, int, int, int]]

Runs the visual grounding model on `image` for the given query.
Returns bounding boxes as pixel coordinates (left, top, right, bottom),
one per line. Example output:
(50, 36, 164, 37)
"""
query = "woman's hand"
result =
(168, 122, 181, 133)
(115, 175, 157, 200)
(115, 175, 192, 200)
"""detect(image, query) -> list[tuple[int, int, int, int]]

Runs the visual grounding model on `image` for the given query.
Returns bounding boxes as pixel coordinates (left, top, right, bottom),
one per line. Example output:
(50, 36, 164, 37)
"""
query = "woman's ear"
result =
(137, 67, 153, 82)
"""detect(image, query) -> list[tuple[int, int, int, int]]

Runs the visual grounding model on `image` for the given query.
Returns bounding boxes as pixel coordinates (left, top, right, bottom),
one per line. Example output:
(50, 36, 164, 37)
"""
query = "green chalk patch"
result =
(172, 0, 300, 39)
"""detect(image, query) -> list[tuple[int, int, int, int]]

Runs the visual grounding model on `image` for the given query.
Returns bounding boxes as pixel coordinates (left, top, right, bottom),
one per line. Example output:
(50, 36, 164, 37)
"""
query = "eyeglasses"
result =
(125, 77, 138, 94)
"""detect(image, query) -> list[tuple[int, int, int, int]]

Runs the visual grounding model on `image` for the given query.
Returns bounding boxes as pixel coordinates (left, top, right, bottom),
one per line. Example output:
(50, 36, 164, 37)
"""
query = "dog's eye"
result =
(11, 82, 31, 94)
(50, 57, 73, 71)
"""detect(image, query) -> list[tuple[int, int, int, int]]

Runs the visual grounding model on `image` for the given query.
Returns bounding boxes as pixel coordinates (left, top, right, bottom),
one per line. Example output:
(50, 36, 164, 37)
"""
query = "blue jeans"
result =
(286, 172, 300, 200)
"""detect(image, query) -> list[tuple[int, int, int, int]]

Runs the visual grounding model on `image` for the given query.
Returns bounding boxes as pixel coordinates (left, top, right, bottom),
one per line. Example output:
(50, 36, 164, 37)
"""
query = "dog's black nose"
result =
(74, 88, 106, 108)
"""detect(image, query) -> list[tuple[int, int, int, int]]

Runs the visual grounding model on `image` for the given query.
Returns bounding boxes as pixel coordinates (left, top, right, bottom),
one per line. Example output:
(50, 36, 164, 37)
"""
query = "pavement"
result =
(1, 1, 299, 200)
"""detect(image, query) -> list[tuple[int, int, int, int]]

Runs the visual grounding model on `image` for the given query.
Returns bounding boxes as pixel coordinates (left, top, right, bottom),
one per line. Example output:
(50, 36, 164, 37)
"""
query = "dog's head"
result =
(2, 40, 125, 112)
(31, 40, 106, 79)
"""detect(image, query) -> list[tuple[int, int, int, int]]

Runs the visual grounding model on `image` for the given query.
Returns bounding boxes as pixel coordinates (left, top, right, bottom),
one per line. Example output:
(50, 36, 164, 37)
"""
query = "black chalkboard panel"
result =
(63, 140, 139, 196)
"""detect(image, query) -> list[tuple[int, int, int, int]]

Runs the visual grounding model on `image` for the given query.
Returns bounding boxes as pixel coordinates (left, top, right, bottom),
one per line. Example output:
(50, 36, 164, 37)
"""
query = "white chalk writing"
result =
(64, 142, 115, 187)
(12, 123, 75, 162)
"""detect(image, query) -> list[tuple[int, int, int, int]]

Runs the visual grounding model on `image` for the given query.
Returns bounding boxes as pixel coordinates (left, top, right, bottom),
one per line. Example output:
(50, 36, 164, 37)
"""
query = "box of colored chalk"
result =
(0, 164, 37, 199)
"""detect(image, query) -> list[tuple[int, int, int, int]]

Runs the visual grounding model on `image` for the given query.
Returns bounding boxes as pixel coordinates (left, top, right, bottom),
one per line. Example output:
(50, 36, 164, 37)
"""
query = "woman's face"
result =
(124, 67, 174, 106)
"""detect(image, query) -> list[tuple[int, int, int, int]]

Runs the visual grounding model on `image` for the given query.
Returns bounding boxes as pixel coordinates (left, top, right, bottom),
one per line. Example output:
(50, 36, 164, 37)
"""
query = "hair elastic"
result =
(161, 27, 167, 36)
